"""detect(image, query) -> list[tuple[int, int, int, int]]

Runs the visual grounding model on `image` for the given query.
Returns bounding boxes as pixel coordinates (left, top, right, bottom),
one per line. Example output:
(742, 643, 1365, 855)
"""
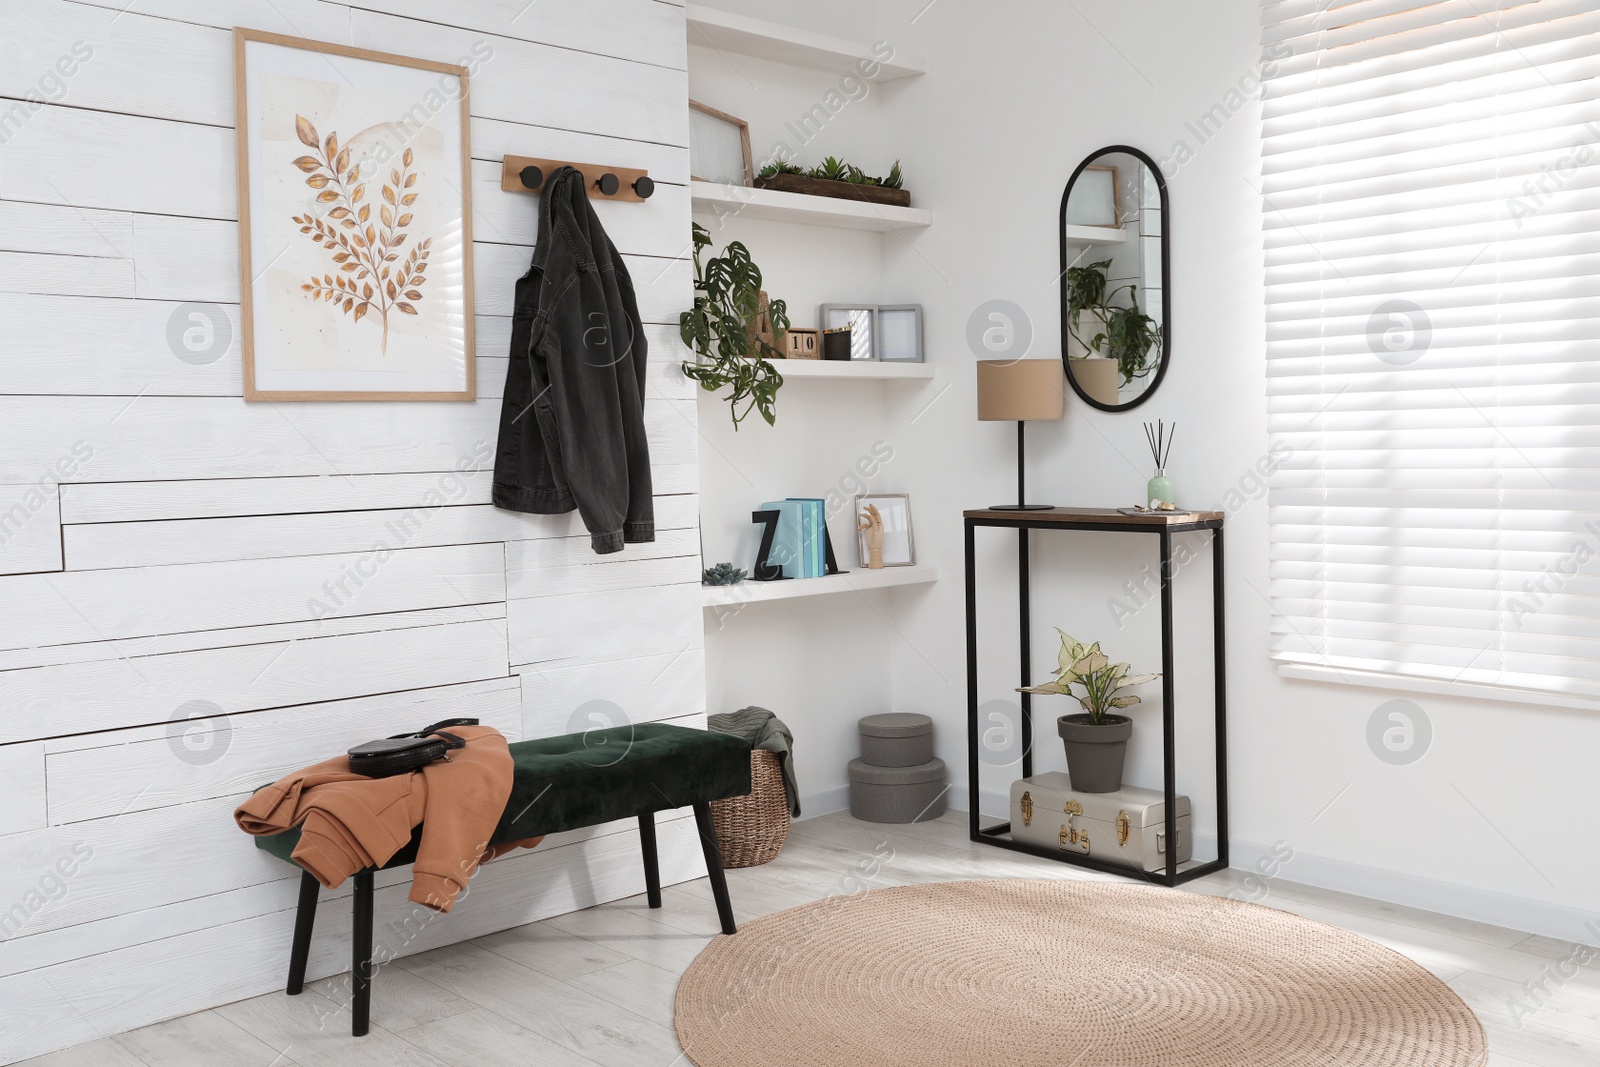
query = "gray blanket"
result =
(708, 706, 800, 817)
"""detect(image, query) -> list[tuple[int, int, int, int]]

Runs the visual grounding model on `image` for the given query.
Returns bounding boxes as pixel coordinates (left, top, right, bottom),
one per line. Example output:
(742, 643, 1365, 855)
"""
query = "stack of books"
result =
(760, 498, 830, 578)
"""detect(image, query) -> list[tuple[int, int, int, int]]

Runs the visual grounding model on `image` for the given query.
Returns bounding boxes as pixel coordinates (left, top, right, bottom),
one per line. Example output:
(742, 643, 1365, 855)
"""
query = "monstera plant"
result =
(1018, 629, 1159, 793)
(679, 223, 791, 429)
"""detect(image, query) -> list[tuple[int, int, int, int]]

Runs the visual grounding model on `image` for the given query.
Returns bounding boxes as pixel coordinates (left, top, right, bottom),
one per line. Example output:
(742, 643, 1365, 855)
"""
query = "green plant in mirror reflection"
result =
(1064, 260, 1162, 388)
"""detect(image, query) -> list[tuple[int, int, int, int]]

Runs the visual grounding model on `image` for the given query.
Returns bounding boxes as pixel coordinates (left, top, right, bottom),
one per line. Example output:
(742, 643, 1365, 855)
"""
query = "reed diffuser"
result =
(1144, 420, 1176, 508)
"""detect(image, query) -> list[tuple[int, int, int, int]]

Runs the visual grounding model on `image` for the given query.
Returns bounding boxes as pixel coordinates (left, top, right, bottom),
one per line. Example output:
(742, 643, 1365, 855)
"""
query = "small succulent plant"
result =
(761, 156, 908, 190)
(702, 562, 748, 586)
(812, 156, 850, 182)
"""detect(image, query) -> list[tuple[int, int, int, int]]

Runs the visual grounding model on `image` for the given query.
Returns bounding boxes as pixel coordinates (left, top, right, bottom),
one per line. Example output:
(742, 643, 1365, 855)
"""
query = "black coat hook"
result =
(632, 175, 655, 199)
(519, 165, 544, 190)
(594, 172, 620, 196)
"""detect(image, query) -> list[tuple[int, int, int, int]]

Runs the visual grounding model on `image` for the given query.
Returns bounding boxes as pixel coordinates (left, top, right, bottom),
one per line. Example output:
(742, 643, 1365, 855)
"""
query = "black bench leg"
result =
(692, 802, 737, 935)
(286, 869, 319, 995)
(638, 811, 662, 909)
(352, 869, 374, 1037)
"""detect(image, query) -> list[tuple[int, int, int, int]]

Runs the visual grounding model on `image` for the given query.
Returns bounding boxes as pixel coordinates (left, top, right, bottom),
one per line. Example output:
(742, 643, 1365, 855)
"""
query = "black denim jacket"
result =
(492, 167, 654, 554)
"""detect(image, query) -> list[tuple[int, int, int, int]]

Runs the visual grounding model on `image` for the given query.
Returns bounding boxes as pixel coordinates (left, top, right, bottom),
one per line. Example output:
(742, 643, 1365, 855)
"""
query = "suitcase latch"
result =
(1020, 791, 1034, 828)
(1059, 801, 1089, 853)
(1117, 810, 1130, 847)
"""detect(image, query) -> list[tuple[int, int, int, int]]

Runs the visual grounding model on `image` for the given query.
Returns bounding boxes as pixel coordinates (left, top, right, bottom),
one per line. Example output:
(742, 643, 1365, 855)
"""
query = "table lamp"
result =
(976, 358, 1066, 510)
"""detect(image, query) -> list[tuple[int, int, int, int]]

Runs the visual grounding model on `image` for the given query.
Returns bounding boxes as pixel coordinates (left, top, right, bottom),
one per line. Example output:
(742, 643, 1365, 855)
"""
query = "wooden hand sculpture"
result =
(858, 503, 885, 569)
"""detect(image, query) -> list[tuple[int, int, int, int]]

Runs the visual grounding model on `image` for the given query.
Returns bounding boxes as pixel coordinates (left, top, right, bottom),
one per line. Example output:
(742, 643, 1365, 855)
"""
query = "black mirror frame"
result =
(1059, 144, 1171, 413)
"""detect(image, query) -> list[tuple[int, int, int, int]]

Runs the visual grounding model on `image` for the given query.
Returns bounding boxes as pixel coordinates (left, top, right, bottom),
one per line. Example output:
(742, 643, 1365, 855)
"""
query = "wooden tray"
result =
(754, 173, 911, 207)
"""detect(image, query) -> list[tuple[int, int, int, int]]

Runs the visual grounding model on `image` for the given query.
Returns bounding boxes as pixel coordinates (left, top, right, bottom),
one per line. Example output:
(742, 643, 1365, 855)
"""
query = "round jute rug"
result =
(674, 879, 1487, 1067)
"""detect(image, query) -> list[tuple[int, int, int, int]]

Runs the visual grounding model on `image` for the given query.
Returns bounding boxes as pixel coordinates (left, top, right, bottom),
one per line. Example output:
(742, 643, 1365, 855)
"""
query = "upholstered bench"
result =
(254, 723, 751, 1035)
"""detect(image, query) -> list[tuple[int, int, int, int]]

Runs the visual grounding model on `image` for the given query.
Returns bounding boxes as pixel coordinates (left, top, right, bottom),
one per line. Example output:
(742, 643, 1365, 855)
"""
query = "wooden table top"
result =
(963, 506, 1225, 525)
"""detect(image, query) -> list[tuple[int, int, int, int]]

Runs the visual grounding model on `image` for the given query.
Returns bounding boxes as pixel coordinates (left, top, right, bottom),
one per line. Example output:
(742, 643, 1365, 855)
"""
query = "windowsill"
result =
(1277, 663, 1600, 713)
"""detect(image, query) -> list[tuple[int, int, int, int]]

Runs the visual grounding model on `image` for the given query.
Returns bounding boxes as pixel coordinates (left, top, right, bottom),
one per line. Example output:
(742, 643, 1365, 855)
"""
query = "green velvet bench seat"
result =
(254, 723, 751, 1036)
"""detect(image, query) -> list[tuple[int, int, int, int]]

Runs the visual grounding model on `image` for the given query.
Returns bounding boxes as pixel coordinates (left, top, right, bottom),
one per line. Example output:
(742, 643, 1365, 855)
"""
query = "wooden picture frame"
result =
(1064, 164, 1122, 228)
(689, 100, 754, 187)
(234, 28, 476, 402)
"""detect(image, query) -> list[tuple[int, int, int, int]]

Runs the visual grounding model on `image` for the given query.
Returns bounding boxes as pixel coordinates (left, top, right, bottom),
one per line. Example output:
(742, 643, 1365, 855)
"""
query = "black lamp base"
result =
(988, 421, 1056, 511)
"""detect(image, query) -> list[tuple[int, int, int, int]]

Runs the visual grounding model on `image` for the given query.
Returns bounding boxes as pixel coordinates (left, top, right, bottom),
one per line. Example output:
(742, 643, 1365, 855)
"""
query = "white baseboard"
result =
(1218, 835, 1593, 946)
(796, 785, 851, 820)
(947, 786, 1585, 944)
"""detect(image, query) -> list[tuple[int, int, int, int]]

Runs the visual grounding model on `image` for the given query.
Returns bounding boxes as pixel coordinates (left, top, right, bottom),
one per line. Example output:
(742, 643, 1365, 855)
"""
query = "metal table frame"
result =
(963, 509, 1229, 887)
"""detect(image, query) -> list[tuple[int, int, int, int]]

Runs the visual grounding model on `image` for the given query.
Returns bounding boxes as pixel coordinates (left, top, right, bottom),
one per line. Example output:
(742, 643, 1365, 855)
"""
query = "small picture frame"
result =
(820, 304, 877, 361)
(876, 304, 923, 363)
(856, 493, 915, 568)
(689, 100, 754, 186)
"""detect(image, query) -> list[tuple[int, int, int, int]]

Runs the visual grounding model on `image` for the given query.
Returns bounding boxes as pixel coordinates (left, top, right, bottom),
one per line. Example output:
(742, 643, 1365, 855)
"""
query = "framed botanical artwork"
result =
(856, 493, 915, 568)
(233, 28, 476, 401)
(688, 100, 753, 186)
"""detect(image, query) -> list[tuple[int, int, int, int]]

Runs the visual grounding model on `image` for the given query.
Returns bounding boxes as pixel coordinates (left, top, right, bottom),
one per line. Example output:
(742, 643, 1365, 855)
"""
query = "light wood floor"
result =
(21, 810, 1599, 1067)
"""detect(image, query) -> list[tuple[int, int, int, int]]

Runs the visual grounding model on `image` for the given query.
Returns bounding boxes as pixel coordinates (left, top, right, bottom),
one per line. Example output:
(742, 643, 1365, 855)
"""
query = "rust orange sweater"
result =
(235, 725, 537, 912)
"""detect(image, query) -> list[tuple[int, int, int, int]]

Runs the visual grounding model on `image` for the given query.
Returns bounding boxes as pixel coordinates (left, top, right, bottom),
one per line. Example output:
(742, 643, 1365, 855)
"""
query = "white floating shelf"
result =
(702, 565, 939, 608)
(1063, 224, 1127, 245)
(773, 359, 933, 380)
(685, 4, 927, 80)
(691, 180, 932, 232)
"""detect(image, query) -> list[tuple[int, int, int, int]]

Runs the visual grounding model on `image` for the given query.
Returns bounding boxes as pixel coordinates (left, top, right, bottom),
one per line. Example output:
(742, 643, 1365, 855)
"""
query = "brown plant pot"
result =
(754, 172, 912, 207)
(1057, 713, 1132, 793)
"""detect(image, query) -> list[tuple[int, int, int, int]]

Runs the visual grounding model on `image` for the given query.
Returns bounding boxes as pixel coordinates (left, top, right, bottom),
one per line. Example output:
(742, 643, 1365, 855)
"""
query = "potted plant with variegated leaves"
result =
(1017, 629, 1159, 793)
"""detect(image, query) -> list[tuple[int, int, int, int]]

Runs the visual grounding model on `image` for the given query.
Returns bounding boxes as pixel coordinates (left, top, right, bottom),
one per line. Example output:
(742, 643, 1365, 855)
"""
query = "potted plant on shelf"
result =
(679, 223, 791, 429)
(1017, 629, 1159, 793)
(1064, 260, 1162, 403)
(755, 157, 910, 207)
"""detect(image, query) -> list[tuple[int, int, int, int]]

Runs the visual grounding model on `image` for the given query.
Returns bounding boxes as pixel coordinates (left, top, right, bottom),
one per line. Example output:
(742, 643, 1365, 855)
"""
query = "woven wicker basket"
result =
(710, 749, 791, 868)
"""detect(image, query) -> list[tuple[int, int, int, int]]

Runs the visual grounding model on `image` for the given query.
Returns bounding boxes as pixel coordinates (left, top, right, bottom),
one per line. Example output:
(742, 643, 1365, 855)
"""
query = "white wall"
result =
(689, 41, 930, 812)
(697, 0, 1599, 942)
(0, 1, 705, 1061)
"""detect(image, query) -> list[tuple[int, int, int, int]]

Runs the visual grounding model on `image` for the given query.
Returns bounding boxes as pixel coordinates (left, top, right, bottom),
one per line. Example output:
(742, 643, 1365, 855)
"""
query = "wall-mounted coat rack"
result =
(500, 155, 655, 202)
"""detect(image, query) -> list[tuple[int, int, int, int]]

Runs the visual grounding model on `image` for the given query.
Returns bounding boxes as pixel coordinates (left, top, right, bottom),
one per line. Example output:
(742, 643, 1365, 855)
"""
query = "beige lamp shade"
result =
(976, 359, 1067, 421)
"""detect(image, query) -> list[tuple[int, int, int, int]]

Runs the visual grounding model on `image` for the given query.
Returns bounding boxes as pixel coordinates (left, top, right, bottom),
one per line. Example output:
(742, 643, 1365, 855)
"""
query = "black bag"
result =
(347, 718, 480, 778)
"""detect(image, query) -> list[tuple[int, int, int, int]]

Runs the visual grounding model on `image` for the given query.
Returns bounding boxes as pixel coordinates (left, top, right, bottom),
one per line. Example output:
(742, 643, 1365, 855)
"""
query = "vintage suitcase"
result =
(1008, 772, 1191, 872)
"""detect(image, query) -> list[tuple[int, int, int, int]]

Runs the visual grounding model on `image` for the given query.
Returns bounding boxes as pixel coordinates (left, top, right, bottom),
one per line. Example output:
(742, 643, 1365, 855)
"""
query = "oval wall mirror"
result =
(1059, 145, 1169, 411)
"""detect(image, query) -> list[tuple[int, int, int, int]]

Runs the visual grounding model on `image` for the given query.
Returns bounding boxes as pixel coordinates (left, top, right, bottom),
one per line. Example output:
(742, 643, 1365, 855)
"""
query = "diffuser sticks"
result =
(1144, 419, 1176, 471)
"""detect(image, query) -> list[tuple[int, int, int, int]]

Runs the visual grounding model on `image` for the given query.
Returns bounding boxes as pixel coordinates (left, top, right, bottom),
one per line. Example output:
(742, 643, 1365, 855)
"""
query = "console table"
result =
(963, 507, 1228, 887)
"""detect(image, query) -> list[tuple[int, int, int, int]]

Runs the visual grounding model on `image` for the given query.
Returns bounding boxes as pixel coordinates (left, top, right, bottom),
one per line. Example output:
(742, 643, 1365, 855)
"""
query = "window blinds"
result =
(1260, 0, 1600, 705)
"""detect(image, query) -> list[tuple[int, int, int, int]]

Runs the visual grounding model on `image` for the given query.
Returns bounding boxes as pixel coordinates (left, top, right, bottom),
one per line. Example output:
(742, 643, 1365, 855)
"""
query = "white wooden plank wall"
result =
(0, 1, 703, 1061)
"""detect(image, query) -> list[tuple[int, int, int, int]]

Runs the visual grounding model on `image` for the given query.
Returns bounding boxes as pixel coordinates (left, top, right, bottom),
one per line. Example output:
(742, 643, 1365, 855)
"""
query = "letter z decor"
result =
(233, 28, 476, 401)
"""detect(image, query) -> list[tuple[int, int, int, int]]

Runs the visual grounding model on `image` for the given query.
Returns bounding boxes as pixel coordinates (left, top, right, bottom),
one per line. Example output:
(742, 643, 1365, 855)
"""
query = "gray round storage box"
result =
(848, 757, 947, 823)
(858, 712, 935, 767)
